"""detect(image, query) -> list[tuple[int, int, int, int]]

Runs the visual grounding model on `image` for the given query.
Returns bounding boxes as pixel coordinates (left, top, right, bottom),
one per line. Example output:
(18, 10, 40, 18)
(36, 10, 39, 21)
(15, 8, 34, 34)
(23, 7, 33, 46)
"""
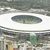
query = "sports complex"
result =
(0, 12, 50, 50)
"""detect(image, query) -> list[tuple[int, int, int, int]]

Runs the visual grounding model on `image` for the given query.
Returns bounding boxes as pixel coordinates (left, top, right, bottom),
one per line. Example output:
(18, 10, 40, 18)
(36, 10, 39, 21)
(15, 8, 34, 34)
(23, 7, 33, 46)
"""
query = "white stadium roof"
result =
(0, 13, 50, 33)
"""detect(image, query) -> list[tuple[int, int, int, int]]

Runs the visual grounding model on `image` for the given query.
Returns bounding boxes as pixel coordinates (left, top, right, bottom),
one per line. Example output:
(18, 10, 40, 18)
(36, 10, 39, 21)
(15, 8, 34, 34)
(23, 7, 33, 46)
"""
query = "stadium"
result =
(0, 12, 50, 50)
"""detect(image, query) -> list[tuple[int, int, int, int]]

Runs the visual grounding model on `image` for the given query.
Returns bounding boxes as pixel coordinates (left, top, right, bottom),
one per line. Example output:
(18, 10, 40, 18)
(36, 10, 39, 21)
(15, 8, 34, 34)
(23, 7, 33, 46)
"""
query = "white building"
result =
(0, 12, 50, 50)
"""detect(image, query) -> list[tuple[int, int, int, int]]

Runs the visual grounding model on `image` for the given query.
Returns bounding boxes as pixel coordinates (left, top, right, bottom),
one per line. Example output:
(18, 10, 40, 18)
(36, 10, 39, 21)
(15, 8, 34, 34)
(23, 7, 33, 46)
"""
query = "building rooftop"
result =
(0, 13, 50, 32)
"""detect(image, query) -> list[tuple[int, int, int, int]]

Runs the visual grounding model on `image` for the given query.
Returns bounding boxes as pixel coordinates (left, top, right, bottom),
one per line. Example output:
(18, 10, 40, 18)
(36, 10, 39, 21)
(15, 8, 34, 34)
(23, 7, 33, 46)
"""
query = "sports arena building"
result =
(0, 13, 50, 50)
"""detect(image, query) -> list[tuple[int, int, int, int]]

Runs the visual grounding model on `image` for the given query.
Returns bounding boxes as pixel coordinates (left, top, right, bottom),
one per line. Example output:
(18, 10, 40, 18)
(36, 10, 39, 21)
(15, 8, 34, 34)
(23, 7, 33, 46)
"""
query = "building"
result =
(0, 12, 50, 50)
